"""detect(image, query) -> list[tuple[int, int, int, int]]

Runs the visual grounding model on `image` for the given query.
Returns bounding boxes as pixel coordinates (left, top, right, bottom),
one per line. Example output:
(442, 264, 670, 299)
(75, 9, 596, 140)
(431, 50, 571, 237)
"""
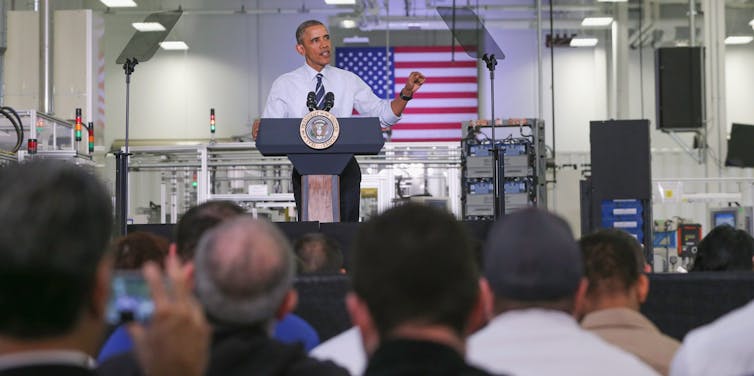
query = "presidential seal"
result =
(300, 110, 340, 150)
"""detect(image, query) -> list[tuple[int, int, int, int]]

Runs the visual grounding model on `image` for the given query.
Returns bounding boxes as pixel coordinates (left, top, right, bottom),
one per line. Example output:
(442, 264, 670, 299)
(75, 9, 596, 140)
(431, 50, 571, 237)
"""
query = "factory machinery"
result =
(0, 108, 94, 166)
(460, 119, 547, 220)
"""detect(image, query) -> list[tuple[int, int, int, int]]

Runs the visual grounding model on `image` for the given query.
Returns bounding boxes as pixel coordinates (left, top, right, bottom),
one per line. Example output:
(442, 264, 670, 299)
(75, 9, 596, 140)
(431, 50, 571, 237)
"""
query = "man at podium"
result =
(257, 19, 425, 222)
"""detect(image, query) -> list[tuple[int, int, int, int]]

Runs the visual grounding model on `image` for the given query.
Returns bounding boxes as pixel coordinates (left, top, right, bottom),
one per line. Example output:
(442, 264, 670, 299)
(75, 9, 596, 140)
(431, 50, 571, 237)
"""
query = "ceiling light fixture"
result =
(570, 38, 599, 47)
(159, 41, 189, 50)
(324, 0, 356, 4)
(725, 36, 753, 45)
(100, 0, 137, 7)
(340, 19, 356, 28)
(132, 22, 165, 32)
(582, 17, 614, 27)
(343, 36, 370, 44)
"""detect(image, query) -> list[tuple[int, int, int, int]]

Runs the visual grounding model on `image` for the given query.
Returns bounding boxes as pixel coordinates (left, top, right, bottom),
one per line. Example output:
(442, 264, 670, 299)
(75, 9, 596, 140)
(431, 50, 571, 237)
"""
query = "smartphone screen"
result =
(106, 270, 155, 325)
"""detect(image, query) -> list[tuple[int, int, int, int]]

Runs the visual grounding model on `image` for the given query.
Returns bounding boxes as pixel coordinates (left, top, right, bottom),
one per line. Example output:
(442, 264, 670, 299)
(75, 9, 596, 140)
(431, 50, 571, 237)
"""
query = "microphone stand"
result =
(482, 54, 503, 219)
(115, 57, 138, 236)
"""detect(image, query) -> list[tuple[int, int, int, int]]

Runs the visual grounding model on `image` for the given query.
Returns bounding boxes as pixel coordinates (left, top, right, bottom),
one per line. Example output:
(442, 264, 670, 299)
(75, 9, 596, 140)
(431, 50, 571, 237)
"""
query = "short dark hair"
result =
(293, 233, 343, 274)
(112, 231, 170, 269)
(579, 229, 645, 298)
(0, 160, 112, 338)
(295, 19, 325, 44)
(174, 200, 245, 262)
(350, 203, 479, 337)
(692, 225, 754, 271)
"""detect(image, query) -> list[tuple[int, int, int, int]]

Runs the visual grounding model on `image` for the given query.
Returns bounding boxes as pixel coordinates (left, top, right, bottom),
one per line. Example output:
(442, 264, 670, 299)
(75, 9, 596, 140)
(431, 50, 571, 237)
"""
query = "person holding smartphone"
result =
(0, 160, 209, 376)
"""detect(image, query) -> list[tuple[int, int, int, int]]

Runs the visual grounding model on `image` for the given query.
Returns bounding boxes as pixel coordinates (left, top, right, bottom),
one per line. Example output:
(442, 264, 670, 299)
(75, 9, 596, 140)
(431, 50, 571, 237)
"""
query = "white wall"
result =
(725, 44, 754, 130)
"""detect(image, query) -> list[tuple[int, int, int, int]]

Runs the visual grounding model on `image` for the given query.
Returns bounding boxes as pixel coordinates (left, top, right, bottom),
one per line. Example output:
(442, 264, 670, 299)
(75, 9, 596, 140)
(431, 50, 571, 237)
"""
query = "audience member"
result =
(294, 233, 344, 274)
(111, 231, 170, 270)
(194, 217, 348, 375)
(348, 203, 494, 375)
(98, 201, 318, 363)
(0, 160, 208, 376)
(467, 208, 659, 376)
(579, 229, 680, 375)
(670, 297, 754, 375)
(691, 225, 754, 271)
(99, 216, 343, 376)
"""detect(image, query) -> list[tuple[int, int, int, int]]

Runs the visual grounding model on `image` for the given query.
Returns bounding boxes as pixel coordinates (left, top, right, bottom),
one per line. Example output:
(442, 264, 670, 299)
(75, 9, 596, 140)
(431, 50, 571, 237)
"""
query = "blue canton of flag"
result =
(335, 47, 395, 100)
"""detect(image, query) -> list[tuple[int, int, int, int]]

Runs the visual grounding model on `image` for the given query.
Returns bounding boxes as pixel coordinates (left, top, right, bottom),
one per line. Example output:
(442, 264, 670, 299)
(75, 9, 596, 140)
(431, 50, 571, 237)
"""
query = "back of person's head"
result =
(579, 229, 647, 310)
(692, 225, 754, 271)
(0, 160, 112, 339)
(350, 203, 478, 338)
(174, 200, 245, 262)
(194, 216, 295, 326)
(293, 233, 343, 274)
(112, 231, 170, 269)
(484, 208, 583, 314)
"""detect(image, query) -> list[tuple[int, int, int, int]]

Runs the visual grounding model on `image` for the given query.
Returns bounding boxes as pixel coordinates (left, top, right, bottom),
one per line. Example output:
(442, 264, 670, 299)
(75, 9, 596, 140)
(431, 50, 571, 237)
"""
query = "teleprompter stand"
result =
(113, 10, 182, 235)
(438, 6, 506, 219)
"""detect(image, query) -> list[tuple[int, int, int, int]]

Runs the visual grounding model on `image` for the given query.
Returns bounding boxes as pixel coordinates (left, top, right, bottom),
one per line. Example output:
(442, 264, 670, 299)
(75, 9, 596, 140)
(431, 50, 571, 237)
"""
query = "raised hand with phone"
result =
(126, 253, 210, 376)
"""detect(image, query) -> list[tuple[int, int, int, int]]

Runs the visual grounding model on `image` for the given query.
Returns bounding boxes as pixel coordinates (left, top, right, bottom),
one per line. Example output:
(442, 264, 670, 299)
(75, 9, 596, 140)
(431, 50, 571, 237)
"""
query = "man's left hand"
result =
(402, 71, 426, 96)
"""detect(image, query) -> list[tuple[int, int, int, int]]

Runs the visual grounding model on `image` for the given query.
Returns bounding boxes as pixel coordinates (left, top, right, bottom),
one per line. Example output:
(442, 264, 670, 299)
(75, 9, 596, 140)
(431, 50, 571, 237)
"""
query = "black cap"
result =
(484, 208, 583, 301)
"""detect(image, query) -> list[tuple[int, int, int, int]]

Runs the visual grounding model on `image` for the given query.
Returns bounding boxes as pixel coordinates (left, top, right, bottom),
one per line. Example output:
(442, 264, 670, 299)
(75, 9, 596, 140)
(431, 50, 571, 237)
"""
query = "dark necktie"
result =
(315, 73, 325, 110)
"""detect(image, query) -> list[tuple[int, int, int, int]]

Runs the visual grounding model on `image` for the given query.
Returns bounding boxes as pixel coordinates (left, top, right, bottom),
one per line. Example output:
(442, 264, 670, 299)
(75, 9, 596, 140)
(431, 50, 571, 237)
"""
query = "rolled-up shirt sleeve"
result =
(351, 73, 400, 128)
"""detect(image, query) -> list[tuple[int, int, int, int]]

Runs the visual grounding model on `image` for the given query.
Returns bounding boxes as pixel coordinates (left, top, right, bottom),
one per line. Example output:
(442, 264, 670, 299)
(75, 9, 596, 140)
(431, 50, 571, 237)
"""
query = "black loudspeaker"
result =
(655, 47, 705, 131)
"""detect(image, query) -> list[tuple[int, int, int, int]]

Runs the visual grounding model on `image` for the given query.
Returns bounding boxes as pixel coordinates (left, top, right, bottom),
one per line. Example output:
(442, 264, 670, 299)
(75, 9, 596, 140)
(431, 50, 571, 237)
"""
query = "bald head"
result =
(194, 216, 295, 326)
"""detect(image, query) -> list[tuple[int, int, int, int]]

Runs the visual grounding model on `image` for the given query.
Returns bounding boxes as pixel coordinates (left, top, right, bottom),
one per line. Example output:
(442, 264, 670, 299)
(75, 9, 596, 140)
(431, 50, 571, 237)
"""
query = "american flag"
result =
(335, 46, 479, 142)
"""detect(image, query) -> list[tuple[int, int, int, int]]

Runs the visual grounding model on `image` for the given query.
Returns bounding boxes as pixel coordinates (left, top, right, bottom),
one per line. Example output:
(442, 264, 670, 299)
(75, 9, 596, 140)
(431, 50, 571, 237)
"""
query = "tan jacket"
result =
(582, 307, 680, 376)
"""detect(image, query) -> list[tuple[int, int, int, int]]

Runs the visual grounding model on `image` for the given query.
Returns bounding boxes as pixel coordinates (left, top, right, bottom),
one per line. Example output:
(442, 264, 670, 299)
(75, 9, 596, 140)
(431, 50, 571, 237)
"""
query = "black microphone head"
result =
(324, 92, 335, 111)
(307, 91, 316, 111)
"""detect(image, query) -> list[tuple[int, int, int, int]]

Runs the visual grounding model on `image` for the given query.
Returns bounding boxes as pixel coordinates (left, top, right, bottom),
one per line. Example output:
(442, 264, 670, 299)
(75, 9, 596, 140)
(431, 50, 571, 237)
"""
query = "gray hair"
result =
(295, 19, 325, 44)
(194, 216, 295, 326)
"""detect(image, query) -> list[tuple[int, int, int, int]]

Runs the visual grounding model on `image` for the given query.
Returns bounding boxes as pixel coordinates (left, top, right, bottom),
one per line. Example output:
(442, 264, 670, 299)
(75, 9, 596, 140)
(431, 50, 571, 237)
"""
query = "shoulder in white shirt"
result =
(467, 309, 660, 376)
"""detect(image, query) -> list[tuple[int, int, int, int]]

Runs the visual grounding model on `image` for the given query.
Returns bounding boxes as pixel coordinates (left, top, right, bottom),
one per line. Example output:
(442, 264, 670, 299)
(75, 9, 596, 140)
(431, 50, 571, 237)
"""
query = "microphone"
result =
(307, 91, 317, 112)
(323, 92, 335, 112)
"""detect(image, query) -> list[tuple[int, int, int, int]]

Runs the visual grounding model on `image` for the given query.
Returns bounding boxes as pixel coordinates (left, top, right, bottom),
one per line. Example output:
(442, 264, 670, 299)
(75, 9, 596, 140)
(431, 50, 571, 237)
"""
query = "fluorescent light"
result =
(132, 22, 165, 32)
(340, 19, 356, 28)
(324, 0, 356, 4)
(725, 36, 753, 45)
(343, 36, 369, 44)
(582, 17, 614, 27)
(750, 19, 754, 28)
(598, 0, 627, 2)
(570, 38, 599, 47)
(100, 0, 137, 7)
(159, 41, 189, 50)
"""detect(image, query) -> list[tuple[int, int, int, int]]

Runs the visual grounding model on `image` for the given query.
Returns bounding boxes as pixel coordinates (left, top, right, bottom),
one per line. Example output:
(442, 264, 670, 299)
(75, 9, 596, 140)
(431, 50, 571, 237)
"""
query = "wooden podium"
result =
(256, 116, 384, 222)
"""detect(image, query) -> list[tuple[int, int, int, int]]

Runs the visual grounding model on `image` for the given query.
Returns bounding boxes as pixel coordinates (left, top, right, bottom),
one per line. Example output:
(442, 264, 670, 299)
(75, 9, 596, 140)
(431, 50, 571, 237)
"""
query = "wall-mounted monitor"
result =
(725, 123, 754, 168)
(709, 206, 753, 234)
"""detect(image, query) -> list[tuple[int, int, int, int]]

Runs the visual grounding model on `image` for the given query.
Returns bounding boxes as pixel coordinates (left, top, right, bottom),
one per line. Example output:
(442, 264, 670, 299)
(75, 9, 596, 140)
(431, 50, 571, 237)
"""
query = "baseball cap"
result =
(483, 208, 583, 301)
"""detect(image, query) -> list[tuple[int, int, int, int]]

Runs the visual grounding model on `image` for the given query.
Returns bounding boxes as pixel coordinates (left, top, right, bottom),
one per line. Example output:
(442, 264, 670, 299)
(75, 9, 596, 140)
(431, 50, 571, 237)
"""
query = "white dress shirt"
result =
(670, 300, 754, 376)
(467, 309, 660, 376)
(262, 64, 401, 128)
(0, 350, 95, 371)
(310, 326, 366, 376)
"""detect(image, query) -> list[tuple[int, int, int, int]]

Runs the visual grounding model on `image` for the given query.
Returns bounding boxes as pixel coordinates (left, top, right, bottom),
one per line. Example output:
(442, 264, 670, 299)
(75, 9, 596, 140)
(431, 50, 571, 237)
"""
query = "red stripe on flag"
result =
(390, 137, 461, 142)
(402, 107, 478, 114)
(397, 76, 476, 84)
(395, 61, 477, 68)
(412, 92, 477, 99)
(394, 46, 469, 53)
(391, 123, 462, 130)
